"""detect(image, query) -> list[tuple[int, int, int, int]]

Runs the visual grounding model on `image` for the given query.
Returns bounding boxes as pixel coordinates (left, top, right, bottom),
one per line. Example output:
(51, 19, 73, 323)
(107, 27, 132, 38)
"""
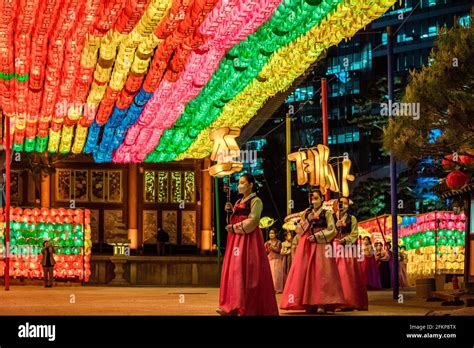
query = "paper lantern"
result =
(459, 155, 474, 166)
(442, 155, 456, 170)
(446, 170, 468, 190)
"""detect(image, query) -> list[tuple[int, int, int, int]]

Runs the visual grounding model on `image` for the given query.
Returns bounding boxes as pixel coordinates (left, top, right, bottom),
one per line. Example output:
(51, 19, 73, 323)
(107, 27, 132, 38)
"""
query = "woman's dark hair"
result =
(308, 187, 322, 203)
(309, 187, 322, 196)
(363, 236, 372, 244)
(43, 241, 48, 247)
(240, 173, 258, 192)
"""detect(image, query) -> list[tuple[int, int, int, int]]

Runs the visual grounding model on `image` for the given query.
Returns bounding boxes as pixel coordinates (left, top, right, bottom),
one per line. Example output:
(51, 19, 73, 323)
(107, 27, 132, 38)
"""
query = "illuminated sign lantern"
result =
(288, 144, 355, 197)
(209, 127, 243, 177)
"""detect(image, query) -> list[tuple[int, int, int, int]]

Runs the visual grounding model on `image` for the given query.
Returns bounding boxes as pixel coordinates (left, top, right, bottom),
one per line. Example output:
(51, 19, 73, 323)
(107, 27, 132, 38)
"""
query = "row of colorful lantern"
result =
(73, 0, 173, 155)
(5, 0, 399, 164)
(123, 0, 346, 163)
(399, 211, 466, 238)
(169, 0, 398, 162)
(92, 0, 223, 162)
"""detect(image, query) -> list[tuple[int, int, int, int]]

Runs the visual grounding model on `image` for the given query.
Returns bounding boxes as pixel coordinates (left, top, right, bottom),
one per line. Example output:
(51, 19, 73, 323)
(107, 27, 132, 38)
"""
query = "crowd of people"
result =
(217, 173, 410, 316)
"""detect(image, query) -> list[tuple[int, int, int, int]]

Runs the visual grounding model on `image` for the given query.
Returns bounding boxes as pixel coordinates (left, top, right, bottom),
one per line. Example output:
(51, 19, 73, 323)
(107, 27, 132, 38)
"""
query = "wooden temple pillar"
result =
(40, 173, 51, 208)
(200, 158, 212, 253)
(128, 163, 138, 249)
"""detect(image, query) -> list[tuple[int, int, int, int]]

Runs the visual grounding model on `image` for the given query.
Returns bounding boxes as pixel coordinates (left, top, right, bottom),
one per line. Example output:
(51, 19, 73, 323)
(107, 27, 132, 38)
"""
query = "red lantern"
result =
(442, 155, 456, 170)
(459, 155, 474, 166)
(446, 170, 468, 190)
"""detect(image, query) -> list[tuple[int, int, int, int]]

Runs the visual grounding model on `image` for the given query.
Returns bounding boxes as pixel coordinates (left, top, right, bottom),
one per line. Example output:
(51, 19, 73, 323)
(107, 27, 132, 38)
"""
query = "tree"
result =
(349, 74, 408, 132)
(351, 176, 416, 221)
(383, 10, 474, 167)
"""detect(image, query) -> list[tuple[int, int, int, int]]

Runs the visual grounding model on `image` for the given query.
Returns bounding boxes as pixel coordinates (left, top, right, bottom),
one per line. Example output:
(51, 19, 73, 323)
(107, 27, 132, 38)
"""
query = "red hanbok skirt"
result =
(361, 255, 382, 290)
(219, 217, 279, 316)
(334, 240, 368, 310)
(280, 232, 345, 310)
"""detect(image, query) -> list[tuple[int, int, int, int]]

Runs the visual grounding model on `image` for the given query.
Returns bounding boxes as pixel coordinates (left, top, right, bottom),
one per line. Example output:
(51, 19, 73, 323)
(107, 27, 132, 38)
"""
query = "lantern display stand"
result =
(399, 211, 466, 290)
(360, 212, 466, 292)
(0, 207, 92, 285)
(108, 239, 131, 286)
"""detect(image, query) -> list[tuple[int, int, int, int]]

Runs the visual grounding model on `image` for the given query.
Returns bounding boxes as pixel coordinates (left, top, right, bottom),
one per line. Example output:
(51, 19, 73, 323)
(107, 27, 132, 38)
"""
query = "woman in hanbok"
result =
(265, 228, 284, 293)
(280, 189, 345, 314)
(218, 174, 279, 316)
(334, 197, 368, 311)
(398, 246, 409, 288)
(361, 236, 382, 290)
(375, 242, 392, 289)
(280, 231, 293, 287)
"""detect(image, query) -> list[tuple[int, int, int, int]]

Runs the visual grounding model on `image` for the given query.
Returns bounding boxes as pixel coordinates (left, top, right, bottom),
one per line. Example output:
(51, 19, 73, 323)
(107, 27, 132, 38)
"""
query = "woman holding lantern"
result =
(280, 188, 344, 314)
(333, 197, 368, 311)
(217, 174, 278, 316)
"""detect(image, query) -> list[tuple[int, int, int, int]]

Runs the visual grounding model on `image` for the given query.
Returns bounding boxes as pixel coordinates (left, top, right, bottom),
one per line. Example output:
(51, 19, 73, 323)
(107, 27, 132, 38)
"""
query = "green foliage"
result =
(351, 176, 416, 220)
(383, 10, 474, 165)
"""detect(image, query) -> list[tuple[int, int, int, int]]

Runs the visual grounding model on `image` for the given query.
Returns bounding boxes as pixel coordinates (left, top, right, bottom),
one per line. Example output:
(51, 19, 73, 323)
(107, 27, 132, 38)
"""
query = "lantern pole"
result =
(286, 112, 292, 216)
(82, 209, 85, 286)
(321, 78, 330, 201)
(214, 177, 222, 275)
(5, 115, 10, 290)
(387, 26, 399, 300)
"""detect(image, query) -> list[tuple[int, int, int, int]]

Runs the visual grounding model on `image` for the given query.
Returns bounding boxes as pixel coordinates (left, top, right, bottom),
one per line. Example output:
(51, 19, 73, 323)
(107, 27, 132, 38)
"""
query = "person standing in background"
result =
(375, 242, 391, 288)
(280, 231, 293, 287)
(361, 236, 382, 290)
(156, 227, 169, 256)
(398, 246, 409, 288)
(265, 228, 284, 293)
(41, 241, 55, 288)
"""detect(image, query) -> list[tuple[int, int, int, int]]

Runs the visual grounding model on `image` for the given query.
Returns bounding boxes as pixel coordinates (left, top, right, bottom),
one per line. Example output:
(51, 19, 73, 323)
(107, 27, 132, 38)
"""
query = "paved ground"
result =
(0, 285, 466, 316)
